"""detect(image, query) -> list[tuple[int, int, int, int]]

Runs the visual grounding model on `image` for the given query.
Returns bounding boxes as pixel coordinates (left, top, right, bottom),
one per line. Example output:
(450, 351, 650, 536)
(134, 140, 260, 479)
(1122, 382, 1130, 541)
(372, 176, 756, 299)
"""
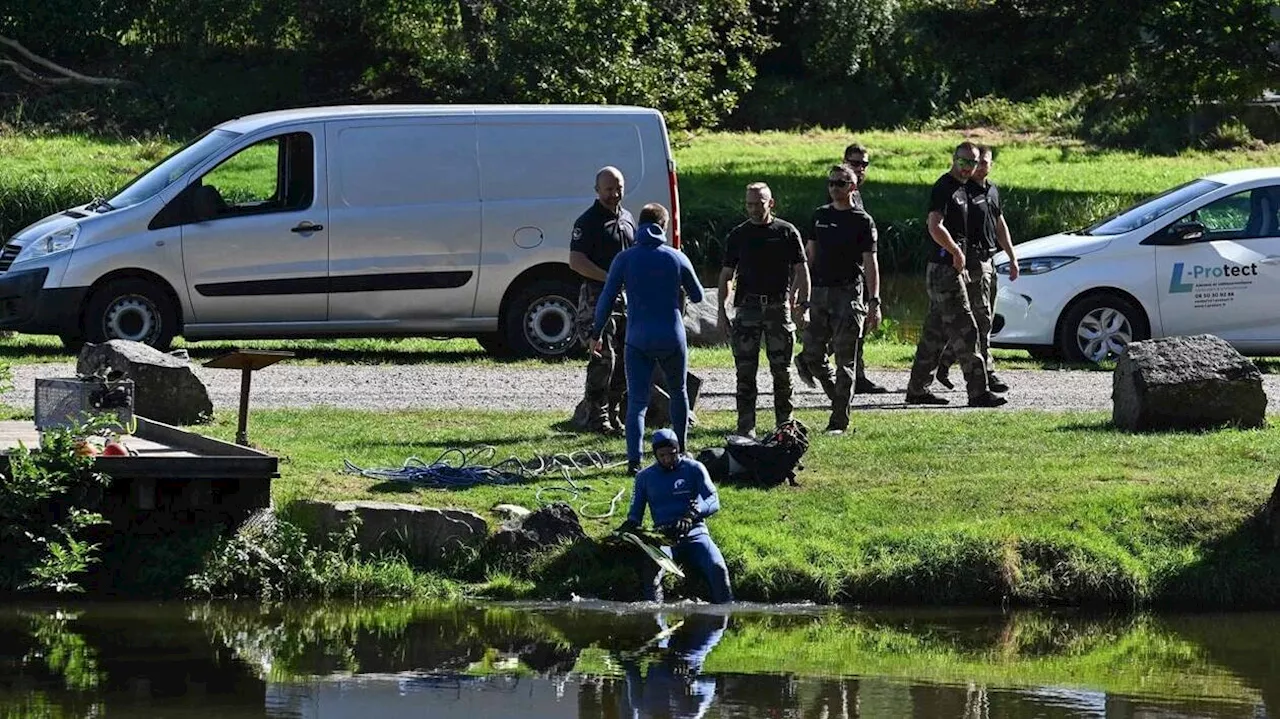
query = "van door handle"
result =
(291, 222, 323, 233)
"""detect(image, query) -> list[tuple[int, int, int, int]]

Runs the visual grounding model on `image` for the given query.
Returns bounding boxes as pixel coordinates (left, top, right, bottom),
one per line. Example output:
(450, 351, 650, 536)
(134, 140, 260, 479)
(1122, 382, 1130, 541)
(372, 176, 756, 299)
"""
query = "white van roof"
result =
(1201, 167, 1280, 185)
(216, 104, 663, 135)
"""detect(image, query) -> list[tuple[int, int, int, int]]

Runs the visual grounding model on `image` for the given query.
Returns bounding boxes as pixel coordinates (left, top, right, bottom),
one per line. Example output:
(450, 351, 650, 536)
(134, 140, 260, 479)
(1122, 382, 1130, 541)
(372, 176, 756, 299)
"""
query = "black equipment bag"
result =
(697, 419, 809, 487)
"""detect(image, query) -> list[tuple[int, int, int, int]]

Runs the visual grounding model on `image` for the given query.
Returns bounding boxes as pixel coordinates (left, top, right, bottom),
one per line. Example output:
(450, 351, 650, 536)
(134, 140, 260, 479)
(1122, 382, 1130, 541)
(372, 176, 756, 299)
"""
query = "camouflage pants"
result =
(907, 263, 988, 398)
(811, 283, 873, 384)
(798, 284, 865, 430)
(731, 301, 795, 434)
(937, 260, 996, 373)
(577, 282, 626, 426)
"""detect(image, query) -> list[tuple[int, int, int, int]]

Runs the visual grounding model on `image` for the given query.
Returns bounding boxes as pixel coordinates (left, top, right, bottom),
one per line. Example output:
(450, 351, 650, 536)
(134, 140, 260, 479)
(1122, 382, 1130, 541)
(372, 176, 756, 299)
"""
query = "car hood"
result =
(7, 210, 83, 245)
(993, 232, 1112, 264)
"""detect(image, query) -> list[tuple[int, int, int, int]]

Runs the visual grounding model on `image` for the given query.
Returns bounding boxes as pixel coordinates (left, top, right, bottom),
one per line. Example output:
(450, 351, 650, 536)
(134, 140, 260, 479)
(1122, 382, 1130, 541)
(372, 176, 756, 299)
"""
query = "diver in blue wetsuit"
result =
(591, 203, 704, 474)
(617, 429, 733, 604)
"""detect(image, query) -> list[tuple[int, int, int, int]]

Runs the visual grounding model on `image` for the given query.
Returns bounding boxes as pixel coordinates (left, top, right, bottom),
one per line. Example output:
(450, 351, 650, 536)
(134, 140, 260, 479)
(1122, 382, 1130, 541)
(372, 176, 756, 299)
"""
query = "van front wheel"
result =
(503, 279, 581, 360)
(84, 278, 178, 351)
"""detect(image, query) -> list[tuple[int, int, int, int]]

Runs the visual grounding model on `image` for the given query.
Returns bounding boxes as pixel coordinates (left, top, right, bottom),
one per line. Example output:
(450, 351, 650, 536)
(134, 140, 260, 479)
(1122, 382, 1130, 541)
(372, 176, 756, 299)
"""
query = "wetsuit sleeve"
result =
(689, 462, 720, 519)
(679, 252, 704, 304)
(592, 250, 626, 338)
(627, 472, 648, 525)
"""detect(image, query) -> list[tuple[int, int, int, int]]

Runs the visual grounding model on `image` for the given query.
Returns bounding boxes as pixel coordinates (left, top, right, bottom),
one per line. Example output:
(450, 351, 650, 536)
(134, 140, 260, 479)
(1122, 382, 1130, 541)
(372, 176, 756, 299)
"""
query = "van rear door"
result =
(180, 125, 329, 324)
(325, 118, 482, 323)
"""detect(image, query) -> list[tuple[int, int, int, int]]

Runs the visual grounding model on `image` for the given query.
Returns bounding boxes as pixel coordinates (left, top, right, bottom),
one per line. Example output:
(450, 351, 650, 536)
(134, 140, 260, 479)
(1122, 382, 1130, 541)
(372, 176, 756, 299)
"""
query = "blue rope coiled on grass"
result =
(342, 446, 629, 517)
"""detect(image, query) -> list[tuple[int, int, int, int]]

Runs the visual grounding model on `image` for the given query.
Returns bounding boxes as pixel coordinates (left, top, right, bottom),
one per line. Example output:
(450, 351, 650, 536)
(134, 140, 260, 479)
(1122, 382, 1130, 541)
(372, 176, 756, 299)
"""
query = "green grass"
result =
(184, 406, 1280, 608)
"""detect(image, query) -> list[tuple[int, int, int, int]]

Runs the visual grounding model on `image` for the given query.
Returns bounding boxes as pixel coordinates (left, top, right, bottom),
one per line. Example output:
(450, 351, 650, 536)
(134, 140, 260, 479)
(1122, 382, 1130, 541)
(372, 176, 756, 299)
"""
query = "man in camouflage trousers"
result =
(718, 182, 811, 437)
(904, 142, 1007, 408)
(798, 164, 882, 435)
(570, 166, 636, 433)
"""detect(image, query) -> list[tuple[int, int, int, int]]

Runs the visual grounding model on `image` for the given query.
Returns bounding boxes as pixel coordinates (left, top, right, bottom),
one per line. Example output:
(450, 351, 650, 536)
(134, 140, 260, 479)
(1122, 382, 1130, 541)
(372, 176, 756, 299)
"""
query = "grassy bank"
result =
(182, 406, 1280, 608)
(2, 130, 1277, 272)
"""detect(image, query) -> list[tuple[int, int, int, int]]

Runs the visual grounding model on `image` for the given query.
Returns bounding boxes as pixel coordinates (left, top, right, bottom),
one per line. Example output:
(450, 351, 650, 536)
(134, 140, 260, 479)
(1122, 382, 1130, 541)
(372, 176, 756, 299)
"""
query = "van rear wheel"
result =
(503, 279, 581, 360)
(84, 278, 178, 351)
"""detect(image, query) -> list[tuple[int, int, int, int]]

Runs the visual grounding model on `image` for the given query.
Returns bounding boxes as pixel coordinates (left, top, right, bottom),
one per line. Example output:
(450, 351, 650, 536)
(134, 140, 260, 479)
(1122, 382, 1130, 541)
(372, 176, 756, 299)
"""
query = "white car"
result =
(991, 167, 1280, 363)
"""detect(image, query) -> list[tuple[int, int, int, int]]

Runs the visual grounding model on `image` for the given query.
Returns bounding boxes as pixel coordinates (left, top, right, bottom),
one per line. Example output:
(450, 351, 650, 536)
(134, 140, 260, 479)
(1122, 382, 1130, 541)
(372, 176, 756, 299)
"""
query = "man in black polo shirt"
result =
(935, 144, 1019, 393)
(717, 182, 811, 438)
(801, 143, 889, 396)
(571, 166, 636, 433)
(904, 142, 1006, 408)
(798, 164, 882, 435)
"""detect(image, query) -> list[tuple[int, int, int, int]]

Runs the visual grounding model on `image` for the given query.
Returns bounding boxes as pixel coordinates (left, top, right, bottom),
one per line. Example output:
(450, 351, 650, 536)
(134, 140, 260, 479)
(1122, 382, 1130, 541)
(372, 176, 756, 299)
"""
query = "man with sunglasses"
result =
(904, 142, 1006, 407)
(718, 182, 810, 438)
(797, 164, 881, 435)
(934, 145, 1018, 393)
(797, 143, 889, 398)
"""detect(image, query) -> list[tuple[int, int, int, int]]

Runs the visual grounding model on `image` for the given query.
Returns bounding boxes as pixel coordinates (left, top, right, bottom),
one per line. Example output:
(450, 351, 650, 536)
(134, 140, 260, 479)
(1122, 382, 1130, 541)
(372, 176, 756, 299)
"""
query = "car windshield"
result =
(1080, 179, 1223, 235)
(107, 129, 242, 210)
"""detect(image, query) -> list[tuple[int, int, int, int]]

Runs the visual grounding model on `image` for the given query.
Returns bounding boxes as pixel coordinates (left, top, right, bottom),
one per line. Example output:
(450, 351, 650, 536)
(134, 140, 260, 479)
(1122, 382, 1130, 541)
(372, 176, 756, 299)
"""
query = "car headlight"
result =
(995, 256, 1078, 276)
(14, 225, 80, 264)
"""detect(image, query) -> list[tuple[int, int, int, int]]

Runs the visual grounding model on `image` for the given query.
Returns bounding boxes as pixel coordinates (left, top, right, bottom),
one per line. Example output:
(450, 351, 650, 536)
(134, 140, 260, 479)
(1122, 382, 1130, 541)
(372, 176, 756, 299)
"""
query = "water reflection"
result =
(0, 601, 1275, 718)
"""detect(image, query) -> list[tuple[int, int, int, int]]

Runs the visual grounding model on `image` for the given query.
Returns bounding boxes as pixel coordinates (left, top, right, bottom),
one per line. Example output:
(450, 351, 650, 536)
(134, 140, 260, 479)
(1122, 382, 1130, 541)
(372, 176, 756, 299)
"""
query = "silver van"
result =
(0, 105, 681, 358)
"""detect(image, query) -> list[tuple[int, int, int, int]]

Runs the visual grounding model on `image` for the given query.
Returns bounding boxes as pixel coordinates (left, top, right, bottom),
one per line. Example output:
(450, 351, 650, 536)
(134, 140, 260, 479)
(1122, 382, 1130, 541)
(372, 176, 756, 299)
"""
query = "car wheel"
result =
(1057, 293, 1148, 364)
(84, 278, 178, 351)
(503, 279, 581, 360)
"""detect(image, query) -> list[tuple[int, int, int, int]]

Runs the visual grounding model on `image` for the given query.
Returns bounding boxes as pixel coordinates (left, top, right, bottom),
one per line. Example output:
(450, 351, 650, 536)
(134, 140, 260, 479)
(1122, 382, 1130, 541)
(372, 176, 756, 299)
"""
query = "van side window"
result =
(1177, 186, 1280, 241)
(194, 132, 314, 220)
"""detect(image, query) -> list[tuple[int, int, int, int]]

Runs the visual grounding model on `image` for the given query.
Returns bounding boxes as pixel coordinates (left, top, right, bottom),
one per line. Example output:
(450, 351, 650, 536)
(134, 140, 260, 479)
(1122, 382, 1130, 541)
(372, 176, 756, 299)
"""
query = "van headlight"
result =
(14, 225, 80, 264)
(995, 256, 1078, 276)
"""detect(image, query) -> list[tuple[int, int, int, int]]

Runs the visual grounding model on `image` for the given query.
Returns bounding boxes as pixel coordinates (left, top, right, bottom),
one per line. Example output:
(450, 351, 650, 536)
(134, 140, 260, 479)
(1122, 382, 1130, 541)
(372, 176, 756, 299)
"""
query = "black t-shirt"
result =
(722, 218, 806, 301)
(570, 200, 635, 283)
(927, 172, 970, 265)
(966, 180, 1002, 260)
(808, 205, 877, 287)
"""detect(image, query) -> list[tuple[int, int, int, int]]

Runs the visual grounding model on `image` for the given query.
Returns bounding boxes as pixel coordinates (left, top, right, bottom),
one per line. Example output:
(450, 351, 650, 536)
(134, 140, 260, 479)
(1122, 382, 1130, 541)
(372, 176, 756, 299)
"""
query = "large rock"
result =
(77, 340, 213, 425)
(490, 502, 585, 554)
(683, 287, 726, 347)
(1112, 334, 1266, 431)
(294, 500, 488, 564)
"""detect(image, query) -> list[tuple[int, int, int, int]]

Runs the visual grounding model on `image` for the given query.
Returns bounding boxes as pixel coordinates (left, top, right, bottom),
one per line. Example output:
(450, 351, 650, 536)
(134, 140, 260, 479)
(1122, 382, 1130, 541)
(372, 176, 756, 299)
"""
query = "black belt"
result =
(736, 292, 786, 305)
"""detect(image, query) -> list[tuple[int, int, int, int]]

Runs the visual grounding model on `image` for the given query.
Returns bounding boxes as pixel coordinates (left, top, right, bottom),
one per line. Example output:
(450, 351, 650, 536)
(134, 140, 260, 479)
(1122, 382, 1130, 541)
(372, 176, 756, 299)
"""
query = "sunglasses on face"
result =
(828, 179, 853, 187)
(845, 160, 870, 168)
(954, 157, 979, 169)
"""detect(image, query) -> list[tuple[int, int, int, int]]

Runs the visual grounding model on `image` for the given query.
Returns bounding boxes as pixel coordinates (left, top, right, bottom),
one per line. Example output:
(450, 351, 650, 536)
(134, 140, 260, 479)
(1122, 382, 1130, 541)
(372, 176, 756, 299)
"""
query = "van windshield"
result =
(1080, 179, 1223, 235)
(107, 129, 242, 210)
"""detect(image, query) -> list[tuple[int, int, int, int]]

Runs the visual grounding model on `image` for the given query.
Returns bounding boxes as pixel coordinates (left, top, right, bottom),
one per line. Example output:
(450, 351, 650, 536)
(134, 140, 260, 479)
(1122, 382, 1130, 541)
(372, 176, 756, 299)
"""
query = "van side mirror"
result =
(1165, 221, 1207, 244)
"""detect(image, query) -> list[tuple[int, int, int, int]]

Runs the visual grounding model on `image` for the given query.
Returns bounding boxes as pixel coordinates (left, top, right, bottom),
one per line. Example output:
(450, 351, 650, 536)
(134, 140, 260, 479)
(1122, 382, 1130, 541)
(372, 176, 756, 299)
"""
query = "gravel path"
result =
(5, 362, 1280, 415)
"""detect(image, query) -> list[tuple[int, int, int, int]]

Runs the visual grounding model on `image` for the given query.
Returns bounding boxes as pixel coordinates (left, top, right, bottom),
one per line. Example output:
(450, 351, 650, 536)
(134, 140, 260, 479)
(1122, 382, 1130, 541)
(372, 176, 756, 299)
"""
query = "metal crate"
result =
(34, 377, 135, 433)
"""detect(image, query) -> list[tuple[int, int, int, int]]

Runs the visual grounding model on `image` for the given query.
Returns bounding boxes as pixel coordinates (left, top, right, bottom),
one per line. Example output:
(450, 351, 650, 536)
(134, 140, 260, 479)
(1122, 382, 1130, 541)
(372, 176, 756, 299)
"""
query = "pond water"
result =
(2, 600, 1276, 718)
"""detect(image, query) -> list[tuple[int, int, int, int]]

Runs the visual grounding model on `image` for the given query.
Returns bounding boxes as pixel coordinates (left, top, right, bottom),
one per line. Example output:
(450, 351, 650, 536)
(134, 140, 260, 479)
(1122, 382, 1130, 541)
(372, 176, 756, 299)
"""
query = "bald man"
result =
(571, 166, 636, 434)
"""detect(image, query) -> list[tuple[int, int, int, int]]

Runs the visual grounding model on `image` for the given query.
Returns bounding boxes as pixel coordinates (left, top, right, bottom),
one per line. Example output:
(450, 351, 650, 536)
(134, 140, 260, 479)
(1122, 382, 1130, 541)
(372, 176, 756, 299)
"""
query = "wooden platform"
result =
(0, 417, 277, 530)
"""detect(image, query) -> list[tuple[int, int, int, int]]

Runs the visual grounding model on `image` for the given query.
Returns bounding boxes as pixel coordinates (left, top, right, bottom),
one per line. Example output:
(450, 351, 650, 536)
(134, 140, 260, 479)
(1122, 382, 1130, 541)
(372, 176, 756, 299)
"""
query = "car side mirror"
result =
(1166, 221, 1207, 244)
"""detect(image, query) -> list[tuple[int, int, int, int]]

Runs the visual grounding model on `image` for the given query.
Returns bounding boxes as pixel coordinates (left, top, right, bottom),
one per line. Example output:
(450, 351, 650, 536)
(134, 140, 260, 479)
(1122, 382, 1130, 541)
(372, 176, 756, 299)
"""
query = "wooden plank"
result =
(134, 417, 274, 458)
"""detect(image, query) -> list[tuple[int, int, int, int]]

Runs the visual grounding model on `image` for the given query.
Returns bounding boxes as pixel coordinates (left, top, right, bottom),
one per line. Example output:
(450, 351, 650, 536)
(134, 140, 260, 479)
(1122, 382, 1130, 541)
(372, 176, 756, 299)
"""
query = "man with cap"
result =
(591, 203, 703, 475)
(616, 428, 733, 604)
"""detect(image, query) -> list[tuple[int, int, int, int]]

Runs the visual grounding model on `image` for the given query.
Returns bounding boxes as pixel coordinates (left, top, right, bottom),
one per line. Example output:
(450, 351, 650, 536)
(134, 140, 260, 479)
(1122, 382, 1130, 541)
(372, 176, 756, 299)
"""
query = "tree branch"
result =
(0, 34, 134, 87)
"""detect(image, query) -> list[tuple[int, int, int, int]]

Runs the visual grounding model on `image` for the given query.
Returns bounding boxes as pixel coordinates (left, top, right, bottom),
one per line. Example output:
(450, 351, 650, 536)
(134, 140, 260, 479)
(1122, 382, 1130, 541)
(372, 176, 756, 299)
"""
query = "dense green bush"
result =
(0, 415, 113, 594)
